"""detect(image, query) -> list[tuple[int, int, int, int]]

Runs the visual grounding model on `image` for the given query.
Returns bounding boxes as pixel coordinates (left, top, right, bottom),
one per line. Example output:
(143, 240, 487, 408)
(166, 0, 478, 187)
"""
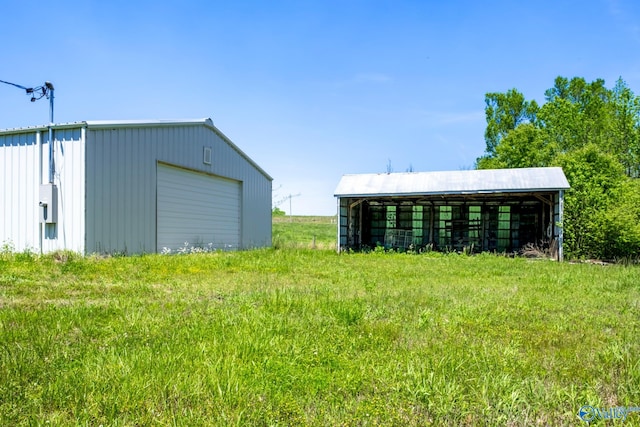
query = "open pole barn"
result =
(0, 119, 272, 254)
(334, 167, 570, 261)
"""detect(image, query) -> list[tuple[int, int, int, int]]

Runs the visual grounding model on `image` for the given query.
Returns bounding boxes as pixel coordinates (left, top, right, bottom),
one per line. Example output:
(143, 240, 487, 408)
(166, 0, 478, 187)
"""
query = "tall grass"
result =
(0, 245, 639, 425)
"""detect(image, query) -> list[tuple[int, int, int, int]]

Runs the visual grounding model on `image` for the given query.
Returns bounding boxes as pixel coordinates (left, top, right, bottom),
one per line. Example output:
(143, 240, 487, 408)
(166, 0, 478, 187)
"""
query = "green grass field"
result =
(1, 218, 639, 425)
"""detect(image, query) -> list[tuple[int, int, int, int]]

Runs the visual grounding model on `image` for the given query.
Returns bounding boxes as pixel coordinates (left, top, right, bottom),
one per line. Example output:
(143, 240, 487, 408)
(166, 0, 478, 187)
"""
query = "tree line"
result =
(477, 76, 640, 260)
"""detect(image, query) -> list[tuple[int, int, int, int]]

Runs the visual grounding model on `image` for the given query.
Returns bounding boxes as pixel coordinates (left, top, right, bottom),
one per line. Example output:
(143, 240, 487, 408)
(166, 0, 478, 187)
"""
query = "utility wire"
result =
(0, 79, 52, 101)
(0, 79, 32, 91)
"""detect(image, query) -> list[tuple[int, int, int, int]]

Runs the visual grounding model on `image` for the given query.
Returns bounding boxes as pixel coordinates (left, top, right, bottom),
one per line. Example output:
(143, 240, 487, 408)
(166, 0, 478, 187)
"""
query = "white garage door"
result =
(157, 164, 241, 252)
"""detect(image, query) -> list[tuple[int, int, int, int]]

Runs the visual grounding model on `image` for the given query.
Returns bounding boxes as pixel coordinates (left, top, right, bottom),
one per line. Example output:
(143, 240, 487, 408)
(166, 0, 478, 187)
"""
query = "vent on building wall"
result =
(203, 147, 212, 165)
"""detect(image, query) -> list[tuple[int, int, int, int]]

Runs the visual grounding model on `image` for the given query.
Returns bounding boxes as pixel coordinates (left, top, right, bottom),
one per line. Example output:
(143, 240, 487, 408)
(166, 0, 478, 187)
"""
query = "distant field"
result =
(272, 215, 337, 250)
(1, 230, 639, 425)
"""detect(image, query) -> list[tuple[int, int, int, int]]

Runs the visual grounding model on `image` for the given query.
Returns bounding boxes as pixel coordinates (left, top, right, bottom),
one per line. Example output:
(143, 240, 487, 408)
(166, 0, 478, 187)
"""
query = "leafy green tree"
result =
(610, 78, 640, 177)
(555, 145, 628, 259)
(482, 89, 539, 159)
(491, 123, 553, 168)
(540, 77, 612, 153)
(599, 178, 640, 258)
(477, 76, 640, 259)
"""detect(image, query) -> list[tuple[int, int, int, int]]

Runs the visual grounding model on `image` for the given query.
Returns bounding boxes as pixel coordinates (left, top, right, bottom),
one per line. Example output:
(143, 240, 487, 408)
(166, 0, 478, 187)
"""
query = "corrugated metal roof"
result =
(334, 167, 570, 197)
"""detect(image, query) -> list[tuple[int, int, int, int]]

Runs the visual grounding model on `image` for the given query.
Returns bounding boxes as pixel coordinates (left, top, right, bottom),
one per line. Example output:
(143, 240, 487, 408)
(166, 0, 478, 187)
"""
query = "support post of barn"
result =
(558, 189, 564, 262)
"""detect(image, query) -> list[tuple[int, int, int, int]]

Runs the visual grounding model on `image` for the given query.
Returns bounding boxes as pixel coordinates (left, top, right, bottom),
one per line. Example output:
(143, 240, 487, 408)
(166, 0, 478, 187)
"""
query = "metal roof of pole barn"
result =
(334, 167, 570, 197)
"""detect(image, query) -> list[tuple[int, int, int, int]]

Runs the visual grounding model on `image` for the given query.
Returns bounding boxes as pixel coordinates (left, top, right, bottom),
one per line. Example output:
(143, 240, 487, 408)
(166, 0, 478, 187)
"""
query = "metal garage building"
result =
(334, 167, 570, 260)
(0, 118, 272, 254)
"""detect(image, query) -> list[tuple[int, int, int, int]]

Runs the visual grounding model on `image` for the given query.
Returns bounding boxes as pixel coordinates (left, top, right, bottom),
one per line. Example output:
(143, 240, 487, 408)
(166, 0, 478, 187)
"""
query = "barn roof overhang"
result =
(334, 167, 570, 199)
(337, 189, 561, 199)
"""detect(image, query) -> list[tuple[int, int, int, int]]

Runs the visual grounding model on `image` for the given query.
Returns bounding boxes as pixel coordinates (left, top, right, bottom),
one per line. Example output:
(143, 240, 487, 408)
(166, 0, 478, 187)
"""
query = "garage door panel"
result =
(157, 164, 241, 252)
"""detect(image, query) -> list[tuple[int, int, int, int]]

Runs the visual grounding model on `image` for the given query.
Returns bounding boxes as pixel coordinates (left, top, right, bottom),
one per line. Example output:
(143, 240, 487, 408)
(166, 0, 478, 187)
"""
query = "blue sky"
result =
(2, 0, 640, 215)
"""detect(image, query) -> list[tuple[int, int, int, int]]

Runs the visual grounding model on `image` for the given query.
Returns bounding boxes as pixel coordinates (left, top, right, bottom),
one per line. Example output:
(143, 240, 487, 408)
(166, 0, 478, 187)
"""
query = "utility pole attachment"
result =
(0, 79, 55, 181)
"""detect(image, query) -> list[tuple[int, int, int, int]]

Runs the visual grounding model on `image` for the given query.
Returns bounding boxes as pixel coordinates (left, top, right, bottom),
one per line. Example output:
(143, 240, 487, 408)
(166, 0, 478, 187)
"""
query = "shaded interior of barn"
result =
(338, 193, 560, 253)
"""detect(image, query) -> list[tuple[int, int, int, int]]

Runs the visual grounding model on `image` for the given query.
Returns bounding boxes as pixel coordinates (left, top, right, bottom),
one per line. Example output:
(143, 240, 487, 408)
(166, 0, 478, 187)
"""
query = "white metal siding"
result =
(157, 164, 240, 251)
(85, 127, 156, 253)
(45, 128, 86, 253)
(0, 132, 41, 251)
(0, 128, 85, 253)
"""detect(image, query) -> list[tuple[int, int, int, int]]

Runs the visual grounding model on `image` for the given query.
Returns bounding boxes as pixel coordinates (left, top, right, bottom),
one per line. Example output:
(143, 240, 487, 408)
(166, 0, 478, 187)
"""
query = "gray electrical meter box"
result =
(39, 184, 58, 223)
